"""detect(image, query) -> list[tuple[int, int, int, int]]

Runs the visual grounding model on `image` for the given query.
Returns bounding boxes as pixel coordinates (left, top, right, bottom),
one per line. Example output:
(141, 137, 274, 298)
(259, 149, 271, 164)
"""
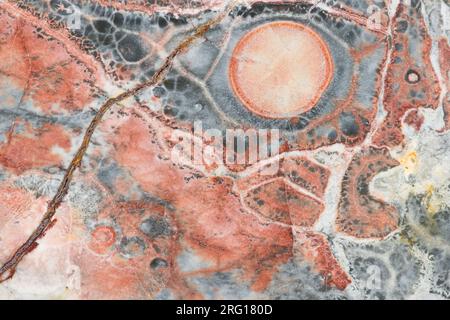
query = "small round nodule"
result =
(150, 257, 169, 269)
(229, 21, 334, 119)
(405, 69, 420, 84)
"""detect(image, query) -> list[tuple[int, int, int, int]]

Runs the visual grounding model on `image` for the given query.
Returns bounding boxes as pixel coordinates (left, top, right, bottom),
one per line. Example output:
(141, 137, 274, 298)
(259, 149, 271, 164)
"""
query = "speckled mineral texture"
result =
(0, 0, 448, 300)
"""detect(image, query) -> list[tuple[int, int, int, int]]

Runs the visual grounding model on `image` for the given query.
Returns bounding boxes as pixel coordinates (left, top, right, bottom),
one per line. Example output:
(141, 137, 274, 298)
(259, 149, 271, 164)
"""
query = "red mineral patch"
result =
(88, 226, 117, 255)
(294, 230, 351, 290)
(373, 4, 441, 147)
(244, 178, 324, 227)
(404, 109, 424, 131)
(107, 115, 293, 294)
(235, 156, 330, 199)
(110, 116, 185, 200)
(438, 38, 450, 130)
(281, 157, 330, 198)
(337, 147, 400, 238)
(76, 198, 178, 299)
(174, 177, 293, 292)
(0, 121, 71, 174)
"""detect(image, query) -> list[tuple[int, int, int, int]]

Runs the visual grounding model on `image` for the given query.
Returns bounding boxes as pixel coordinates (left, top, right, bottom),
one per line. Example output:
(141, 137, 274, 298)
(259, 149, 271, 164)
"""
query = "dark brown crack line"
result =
(0, 3, 234, 283)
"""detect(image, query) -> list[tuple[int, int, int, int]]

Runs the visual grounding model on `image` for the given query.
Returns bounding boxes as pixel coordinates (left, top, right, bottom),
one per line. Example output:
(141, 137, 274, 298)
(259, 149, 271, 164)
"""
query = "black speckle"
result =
(164, 78, 175, 91)
(158, 16, 168, 28)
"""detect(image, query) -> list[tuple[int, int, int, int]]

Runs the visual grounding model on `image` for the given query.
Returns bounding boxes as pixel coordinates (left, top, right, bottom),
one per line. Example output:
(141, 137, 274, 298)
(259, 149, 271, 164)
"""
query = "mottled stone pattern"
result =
(0, 0, 448, 300)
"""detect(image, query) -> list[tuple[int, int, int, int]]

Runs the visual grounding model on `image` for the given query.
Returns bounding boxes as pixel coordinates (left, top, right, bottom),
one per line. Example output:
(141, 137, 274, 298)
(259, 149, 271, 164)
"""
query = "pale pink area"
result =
(230, 21, 333, 118)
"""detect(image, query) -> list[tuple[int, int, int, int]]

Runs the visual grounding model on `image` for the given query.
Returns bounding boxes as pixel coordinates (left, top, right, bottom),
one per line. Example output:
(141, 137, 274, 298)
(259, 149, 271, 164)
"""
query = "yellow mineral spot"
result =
(399, 150, 417, 174)
(423, 184, 441, 216)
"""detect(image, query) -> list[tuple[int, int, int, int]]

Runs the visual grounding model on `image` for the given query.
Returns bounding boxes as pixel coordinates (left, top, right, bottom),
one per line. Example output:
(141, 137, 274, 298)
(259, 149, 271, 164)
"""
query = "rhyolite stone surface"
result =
(0, 0, 449, 299)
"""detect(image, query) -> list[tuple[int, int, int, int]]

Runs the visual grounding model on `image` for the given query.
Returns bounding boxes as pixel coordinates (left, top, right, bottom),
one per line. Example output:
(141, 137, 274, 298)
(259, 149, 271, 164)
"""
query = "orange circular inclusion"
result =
(229, 21, 334, 119)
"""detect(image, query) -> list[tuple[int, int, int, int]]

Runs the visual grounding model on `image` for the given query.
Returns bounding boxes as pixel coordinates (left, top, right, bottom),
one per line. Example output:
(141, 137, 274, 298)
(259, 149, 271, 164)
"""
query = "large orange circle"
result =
(229, 21, 334, 119)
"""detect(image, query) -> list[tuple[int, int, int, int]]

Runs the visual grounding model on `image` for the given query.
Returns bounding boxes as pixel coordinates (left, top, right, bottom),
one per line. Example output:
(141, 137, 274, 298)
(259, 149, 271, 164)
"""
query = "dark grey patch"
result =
(163, 78, 175, 91)
(343, 237, 421, 299)
(112, 12, 124, 27)
(93, 19, 113, 33)
(163, 105, 178, 117)
(267, 259, 348, 299)
(153, 86, 166, 98)
(189, 271, 252, 299)
(140, 216, 171, 239)
(429, 248, 450, 298)
(339, 112, 359, 137)
(396, 20, 408, 33)
(118, 34, 148, 62)
(150, 257, 169, 269)
(158, 16, 168, 28)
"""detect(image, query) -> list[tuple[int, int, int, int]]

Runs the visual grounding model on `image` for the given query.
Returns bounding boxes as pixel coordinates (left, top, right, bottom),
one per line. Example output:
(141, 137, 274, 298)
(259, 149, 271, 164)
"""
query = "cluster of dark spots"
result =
(356, 175, 370, 196)
(230, 1, 313, 19)
(140, 216, 172, 239)
(119, 236, 147, 258)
